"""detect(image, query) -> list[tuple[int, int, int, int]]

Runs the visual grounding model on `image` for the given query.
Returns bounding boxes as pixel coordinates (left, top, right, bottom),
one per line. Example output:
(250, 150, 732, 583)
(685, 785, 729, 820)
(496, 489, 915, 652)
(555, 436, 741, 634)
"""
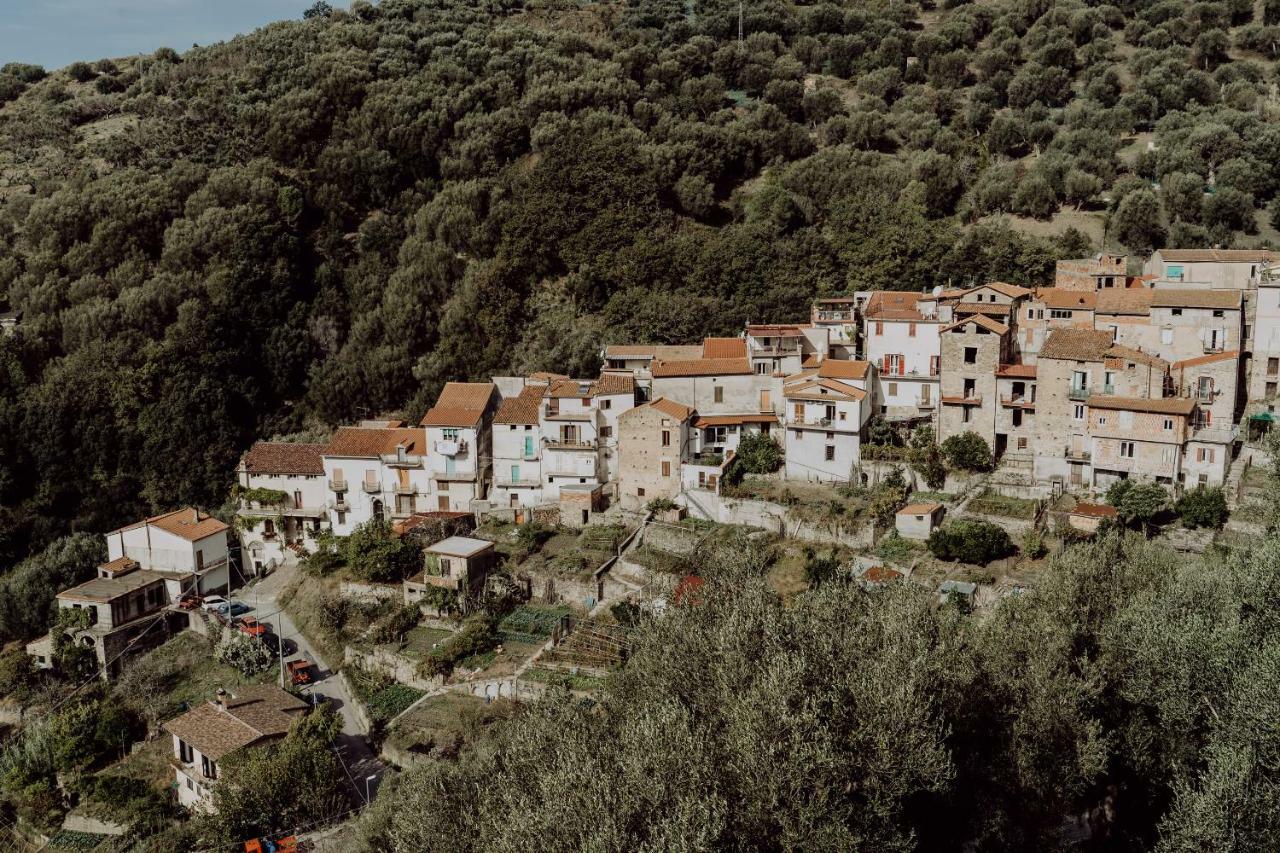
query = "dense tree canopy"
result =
(0, 0, 1277, 566)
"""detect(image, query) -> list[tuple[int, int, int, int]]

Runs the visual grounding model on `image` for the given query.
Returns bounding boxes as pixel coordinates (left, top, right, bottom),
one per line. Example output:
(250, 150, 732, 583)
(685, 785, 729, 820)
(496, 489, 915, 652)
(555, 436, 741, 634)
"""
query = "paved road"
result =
(235, 559, 389, 805)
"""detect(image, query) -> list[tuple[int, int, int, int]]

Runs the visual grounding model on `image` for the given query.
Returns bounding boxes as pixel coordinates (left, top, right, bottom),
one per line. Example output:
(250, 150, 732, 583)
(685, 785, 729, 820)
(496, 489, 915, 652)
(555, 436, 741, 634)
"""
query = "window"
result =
(908, 322, 917, 337)
(964, 347, 977, 364)
(661, 461, 671, 477)
(1212, 310, 1224, 318)
(875, 321, 884, 335)
(202, 755, 218, 780)
(792, 429, 803, 440)
(714, 386, 723, 403)
(661, 430, 670, 447)
(337, 511, 346, 525)
(1050, 309, 1072, 319)
(1120, 441, 1135, 458)
(1167, 264, 1184, 279)
(1265, 359, 1278, 375)
(510, 465, 520, 483)
(509, 424, 516, 431)
(1098, 415, 1107, 425)
(1073, 404, 1084, 421)
(755, 362, 768, 375)
(1269, 382, 1278, 398)
(637, 487, 645, 497)
(442, 428, 459, 441)
(1163, 418, 1173, 431)
(1171, 308, 1183, 316)
(1161, 327, 1173, 345)
(839, 411, 847, 421)
(1017, 437, 1028, 450)
(929, 355, 940, 376)
(179, 741, 193, 764)
(962, 407, 972, 423)
(887, 382, 897, 396)
(602, 399, 612, 410)
(825, 446, 835, 461)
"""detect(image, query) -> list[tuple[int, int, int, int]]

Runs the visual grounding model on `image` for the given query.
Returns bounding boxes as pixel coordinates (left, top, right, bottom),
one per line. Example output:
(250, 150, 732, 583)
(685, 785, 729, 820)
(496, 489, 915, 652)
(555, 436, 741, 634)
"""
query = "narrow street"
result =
(235, 559, 389, 806)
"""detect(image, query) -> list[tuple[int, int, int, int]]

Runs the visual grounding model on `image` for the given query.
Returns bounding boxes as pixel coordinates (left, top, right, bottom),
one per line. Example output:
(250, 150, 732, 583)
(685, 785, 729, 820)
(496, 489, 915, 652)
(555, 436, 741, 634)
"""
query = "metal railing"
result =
(328, 479, 347, 491)
(1068, 387, 1090, 401)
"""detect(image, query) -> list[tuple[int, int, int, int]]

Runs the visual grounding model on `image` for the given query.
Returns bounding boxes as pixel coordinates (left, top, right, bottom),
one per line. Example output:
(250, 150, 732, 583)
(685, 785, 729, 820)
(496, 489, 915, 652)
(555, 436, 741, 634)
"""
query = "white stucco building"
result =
(422, 382, 498, 511)
(234, 442, 329, 574)
(863, 291, 942, 419)
(781, 371, 871, 482)
(105, 508, 230, 598)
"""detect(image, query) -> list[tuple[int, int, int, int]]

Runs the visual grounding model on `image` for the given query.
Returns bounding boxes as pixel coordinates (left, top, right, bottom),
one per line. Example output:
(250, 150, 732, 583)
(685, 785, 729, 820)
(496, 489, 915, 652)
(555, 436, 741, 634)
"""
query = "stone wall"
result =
(339, 581, 402, 602)
(682, 492, 877, 548)
(345, 645, 443, 692)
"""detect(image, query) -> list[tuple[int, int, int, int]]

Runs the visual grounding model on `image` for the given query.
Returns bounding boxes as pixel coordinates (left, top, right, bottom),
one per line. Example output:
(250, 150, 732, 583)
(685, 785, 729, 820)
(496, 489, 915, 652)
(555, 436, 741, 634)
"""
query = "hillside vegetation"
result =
(1, 0, 1279, 569)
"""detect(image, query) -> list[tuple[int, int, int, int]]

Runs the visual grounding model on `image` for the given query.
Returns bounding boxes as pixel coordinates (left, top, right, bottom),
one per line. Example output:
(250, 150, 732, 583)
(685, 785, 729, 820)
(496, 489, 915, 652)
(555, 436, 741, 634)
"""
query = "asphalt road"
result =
(235, 560, 389, 806)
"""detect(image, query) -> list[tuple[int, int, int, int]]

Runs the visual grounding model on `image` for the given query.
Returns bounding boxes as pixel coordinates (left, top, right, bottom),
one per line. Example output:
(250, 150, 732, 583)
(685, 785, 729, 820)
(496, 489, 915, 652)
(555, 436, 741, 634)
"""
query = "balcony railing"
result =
(749, 342, 802, 357)
(1101, 384, 1115, 395)
(394, 483, 417, 495)
(1065, 447, 1091, 461)
(1068, 387, 1090, 401)
(941, 394, 982, 406)
(361, 481, 381, 494)
(791, 416, 835, 427)
(917, 399, 936, 409)
(495, 477, 541, 488)
(328, 479, 347, 491)
(545, 439, 597, 450)
(330, 498, 350, 512)
(1203, 343, 1224, 354)
(1000, 396, 1035, 408)
(380, 453, 423, 468)
(814, 311, 855, 322)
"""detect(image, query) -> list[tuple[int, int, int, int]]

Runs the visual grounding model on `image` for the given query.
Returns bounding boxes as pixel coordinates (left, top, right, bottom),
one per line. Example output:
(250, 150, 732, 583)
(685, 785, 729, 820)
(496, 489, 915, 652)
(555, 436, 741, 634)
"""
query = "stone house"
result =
(1018, 288, 1097, 361)
(937, 314, 1011, 451)
(617, 397, 695, 511)
(404, 535, 496, 599)
(1055, 253, 1128, 290)
(1087, 396, 1195, 488)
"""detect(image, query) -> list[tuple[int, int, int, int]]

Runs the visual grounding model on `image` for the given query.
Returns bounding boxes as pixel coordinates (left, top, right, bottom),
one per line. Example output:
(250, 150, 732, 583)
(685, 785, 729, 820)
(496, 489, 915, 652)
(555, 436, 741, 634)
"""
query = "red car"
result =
(177, 594, 201, 611)
(286, 659, 312, 685)
(236, 618, 267, 639)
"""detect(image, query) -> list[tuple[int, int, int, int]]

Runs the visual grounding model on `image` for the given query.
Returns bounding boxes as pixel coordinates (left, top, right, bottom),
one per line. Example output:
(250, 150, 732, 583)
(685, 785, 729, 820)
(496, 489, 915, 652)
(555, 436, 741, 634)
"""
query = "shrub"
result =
(1020, 528, 1047, 559)
(645, 497, 678, 514)
(940, 432, 992, 472)
(735, 432, 783, 474)
(215, 633, 274, 677)
(345, 519, 422, 583)
(1106, 479, 1168, 531)
(419, 616, 499, 679)
(802, 548, 844, 585)
(927, 520, 1013, 565)
(1175, 485, 1228, 529)
(67, 62, 96, 83)
(371, 606, 421, 645)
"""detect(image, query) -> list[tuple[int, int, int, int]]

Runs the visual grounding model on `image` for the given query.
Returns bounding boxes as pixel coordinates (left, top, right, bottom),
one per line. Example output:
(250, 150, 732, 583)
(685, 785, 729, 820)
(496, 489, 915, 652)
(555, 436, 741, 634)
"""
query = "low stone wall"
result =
(683, 492, 876, 548)
(340, 581, 401, 602)
(955, 510, 1038, 537)
(344, 645, 442, 692)
(639, 522, 703, 554)
(521, 567, 598, 609)
(62, 812, 127, 836)
(338, 669, 375, 733)
(458, 677, 547, 702)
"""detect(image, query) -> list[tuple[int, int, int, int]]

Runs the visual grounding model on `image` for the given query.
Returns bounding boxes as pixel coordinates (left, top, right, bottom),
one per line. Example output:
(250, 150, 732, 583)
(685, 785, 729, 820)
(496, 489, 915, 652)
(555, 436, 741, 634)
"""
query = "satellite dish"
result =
(931, 285, 943, 298)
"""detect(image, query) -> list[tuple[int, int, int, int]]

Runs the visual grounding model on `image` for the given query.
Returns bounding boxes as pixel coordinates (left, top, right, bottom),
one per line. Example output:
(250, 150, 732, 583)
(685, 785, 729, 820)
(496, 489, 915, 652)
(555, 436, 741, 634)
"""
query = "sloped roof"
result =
(163, 686, 308, 761)
(603, 344, 702, 360)
(784, 377, 867, 401)
(702, 337, 747, 359)
(818, 360, 870, 380)
(977, 281, 1033, 298)
(647, 397, 694, 421)
(1072, 501, 1118, 518)
(1158, 249, 1276, 263)
(493, 385, 544, 425)
(546, 379, 599, 399)
(1104, 344, 1166, 369)
(940, 314, 1009, 335)
(147, 508, 228, 542)
(996, 363, 1037, 378)
(594, 372, 635, 396)
(694, 414, 779, 427)
(1171, 350, 1240, 369)
(1150, 289, 1242, 310)
(650, 358, 752, 378)
(1040, 329, 1116, 361)
(898, 502, 942, 515)
(1086, 395, 1196, 415)
(241, 442, 327, 476)
(864, 291, 928, 321)
(1095, 289, 1155, 315)
(327, 427, 425, 458)
(421, 382, 494, 427)
(955, 302, 1013, 316)
(1034, 288, 1098, 310)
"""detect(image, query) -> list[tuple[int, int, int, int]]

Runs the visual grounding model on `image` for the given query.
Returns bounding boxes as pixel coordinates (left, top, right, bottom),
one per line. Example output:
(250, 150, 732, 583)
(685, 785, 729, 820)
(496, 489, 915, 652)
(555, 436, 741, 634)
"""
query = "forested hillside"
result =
(1, 0, 1279, 575)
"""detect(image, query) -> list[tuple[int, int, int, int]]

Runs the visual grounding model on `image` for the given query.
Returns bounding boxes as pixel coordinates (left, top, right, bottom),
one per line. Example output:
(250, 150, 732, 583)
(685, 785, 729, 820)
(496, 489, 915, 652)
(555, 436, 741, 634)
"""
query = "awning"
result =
(1250, 412, 1276, 422)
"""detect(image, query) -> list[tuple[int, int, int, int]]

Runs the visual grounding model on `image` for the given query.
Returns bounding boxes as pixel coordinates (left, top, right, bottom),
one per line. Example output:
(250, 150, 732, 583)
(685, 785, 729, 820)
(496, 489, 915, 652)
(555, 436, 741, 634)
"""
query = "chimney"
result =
(191, 508, 200, 523)
(215, 688, 227, 710)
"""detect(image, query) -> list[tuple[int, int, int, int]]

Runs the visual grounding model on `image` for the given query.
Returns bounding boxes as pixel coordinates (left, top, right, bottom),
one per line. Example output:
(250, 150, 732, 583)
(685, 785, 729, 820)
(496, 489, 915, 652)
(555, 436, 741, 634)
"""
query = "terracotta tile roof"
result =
(1034, 288, 1097, 309)
(421, 382, 494, 427)
(864, 291, 927, 322)
(694, 414, 779, 427)
(604, 344, 702, 360)
(745, 324, 809, 337)
(702, 337, 747, 359)
(898, 502, 942, 515)
(528, 371, 568, 382)
(547, 379, 599, 398)
(326, 426, 425, 457)
(647, 397, 694, 421)
(1040, 329, 1116, 361)
(1086, 395, 1196, 415)
(978, 281, 1034, 298)
(241, 442, 327, 476)
(784, 377, 867, 401)
(1095, 289, 1155, 315)
(98, 556, 139, 574)
(861, 565, 903, 583)
(955, 302, 1013, 316)
(1104, 344, 1166, 369)
(1171, 350, 1240, 369)
(996, 363, 1037, 378)
(594, 372, 635, 396)
(493, 385, 544, 425)
(801, 354, 821, 368)
(940, 314, 1009, 335)
(1150, 289, 1242, 310)
(1158, 249, 1277, 263)
(650, 357, 752, 378)
(163, 686, 307, 761)
(147, 508, 229, 542)
(818, 360, 870, 380)
(1072, 501, 1117, 518)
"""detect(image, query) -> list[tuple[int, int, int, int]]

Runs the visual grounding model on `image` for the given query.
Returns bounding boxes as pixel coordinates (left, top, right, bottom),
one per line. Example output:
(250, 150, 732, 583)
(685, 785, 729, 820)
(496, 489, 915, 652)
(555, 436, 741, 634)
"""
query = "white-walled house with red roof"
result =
(105, 508, 231, 598)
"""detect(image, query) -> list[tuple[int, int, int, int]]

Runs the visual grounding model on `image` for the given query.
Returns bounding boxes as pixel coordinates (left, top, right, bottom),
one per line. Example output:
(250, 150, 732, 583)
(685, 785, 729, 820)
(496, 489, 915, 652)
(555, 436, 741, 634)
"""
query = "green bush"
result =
(940, 432, 992, 472)
(735, 433, 784, 475)
(1020, 528, 1047, 559)
(1106, 479, 1168, 530)
(927, 520, 1013, 565)
(345, 519, 422, 583)
(216, 633, 274, 677)
(645, 497, 678, 513)
(1174, 486, 1228, 529)
(802, 548, 844, 586)
(419, 616, 499, 679)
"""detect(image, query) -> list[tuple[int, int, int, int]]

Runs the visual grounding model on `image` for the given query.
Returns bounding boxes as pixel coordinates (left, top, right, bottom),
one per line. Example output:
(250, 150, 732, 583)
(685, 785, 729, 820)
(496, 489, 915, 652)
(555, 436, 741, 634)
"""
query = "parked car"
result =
(199, 595, 228, 613)
(177, 593, 202, 610)
(286, 658, 312, 685)
(236, 618, 267, 639)
(217, 601, 251, 618)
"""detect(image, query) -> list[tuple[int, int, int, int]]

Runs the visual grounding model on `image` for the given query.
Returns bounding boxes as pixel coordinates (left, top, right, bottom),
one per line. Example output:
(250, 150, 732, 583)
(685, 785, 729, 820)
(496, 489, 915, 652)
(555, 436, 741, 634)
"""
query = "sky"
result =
(2, 0, 307, 70)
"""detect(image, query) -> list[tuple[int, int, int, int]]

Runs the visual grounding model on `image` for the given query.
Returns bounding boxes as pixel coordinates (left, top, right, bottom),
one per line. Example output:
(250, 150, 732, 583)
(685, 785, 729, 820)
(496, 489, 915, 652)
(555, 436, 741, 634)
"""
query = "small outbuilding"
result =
(404, 536, 496, 603)
(895, 502, 945, 540)
(1068, 501, 1117, 534)
(937, 579, 977, 607)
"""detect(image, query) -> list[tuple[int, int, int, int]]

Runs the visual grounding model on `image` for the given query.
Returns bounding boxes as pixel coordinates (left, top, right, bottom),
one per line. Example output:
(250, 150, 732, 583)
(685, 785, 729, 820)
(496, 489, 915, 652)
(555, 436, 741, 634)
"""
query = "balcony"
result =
(689, 452, 725, 467)
(544, 410, 593, 421)
(791, 416, 835, 427)
(380, 453, 423, 469)
(1068, 387, 1090, 401)
(1000, 396, 1035, 409)
(1101, 384, 1115, 395)
(494, 477, 541, 488)
(361, 481, 381, 494)
(434, 440, 469, 457)
(328, 479, 347, 492)
(1065, 447, 1091, 462)
(941, 394, 982, 406)
(330, 498, 349, 512)
(749, 342, 802, 357)
(916, 399, 937, 409)
(1191, 423, 1239, 443)
(545, 439, 598, 451)
(814, 310, 854, 322)
(394, 483, 417, 495)
(1203, 343, 1224, 354)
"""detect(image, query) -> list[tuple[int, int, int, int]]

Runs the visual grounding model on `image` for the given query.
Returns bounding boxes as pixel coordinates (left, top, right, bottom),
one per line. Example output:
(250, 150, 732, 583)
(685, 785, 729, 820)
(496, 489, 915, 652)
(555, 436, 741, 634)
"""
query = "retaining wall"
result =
(340, 581, 401, 602)
(344, 645, 442, 692)
(338, 669, 375, 733)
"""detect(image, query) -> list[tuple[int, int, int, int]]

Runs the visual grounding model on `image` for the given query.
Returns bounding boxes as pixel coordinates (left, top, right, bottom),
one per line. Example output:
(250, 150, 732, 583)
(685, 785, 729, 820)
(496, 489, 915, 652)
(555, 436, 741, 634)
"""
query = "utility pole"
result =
(738, 0, 743, 43)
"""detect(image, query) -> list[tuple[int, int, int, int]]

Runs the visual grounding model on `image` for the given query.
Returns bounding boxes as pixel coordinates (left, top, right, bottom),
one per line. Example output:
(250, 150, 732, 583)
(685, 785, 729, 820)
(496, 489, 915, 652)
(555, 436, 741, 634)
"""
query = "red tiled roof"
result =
(1086, 395, 1196, 415)
(146, 508, 228, 542)
(940, 314, 1009, 335)
(241, 442, 327, 476)
(650, 358, 752, 378)
(162, 686, 308, 761)
(603, 344, 702, 360)
(1150, 289, 1242, 310)
(1104, 344, 1166, 369)
(694, 414, 779, 427)
(898, 502, 942, 515)
(493, 385, 544, 425)
(327, 426, 425, 457)
(864, 291, 927, 322)
(977, 281, 1034, 298)
(746, 324, 809, 337)
(784, 377, 866, 401)
(421, 382, 494, 427)
(547, 379, 600, 398)
(1034, 288, 1097, 310)
(861, 565, 903, 583)
(996, 363, 1037, 378)
(1072, 502, 1118, 518)
(1171, 350, 1240, 369)
(1040, 329, 1116, 361)
(702, 337, 747, 359)
(593, 372, 635, 396)
(647, 397, 694, 421)
(1095, 289, 1155, 315)
(818, 360, 870, 380)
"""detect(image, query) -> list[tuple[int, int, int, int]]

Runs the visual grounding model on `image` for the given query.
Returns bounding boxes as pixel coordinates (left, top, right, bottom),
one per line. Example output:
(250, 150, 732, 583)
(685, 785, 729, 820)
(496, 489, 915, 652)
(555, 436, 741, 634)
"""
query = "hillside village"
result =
(12, 247, 1280, 850)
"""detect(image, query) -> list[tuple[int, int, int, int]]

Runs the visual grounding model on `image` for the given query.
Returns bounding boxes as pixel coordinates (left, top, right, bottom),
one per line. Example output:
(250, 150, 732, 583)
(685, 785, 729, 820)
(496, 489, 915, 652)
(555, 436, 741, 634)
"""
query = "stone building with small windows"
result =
(617, 398, 695, 511)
